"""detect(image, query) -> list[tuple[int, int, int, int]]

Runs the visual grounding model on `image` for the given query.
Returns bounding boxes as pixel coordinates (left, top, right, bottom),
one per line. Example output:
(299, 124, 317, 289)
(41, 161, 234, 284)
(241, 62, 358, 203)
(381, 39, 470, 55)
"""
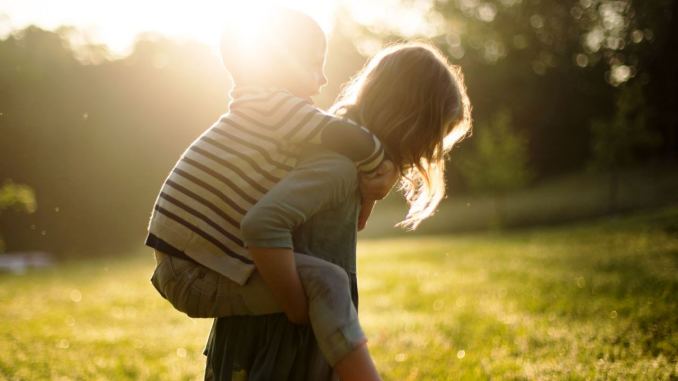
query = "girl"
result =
(205, 42, 472, 380)
(331, 42, 473, 230)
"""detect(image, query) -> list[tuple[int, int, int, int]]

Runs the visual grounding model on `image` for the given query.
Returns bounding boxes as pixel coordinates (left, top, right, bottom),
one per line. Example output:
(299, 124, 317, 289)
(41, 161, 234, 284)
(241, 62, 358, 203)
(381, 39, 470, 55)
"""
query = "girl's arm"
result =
(230, 91, 384, 173)
(248, 247, 308, 324)
(240, 151, 358, 324)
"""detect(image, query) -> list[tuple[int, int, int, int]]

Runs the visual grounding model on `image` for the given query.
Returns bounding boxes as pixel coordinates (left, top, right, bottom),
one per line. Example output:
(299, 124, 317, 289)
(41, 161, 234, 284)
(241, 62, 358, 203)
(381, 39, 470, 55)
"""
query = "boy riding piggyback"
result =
(146, 7, 397, 381)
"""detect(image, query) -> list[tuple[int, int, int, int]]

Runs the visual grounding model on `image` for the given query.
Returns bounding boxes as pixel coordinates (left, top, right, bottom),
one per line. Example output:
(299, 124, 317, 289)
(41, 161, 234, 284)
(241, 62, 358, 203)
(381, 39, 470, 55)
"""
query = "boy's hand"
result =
(359, 160, 399, 201)
(358, 160, 400, 230)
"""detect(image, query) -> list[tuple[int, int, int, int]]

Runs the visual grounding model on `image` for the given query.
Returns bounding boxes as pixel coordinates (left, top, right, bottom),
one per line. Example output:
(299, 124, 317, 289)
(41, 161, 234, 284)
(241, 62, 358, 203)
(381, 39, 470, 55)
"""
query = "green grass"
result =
(1, 206, 677, 380)
(0, 256, 213, 380)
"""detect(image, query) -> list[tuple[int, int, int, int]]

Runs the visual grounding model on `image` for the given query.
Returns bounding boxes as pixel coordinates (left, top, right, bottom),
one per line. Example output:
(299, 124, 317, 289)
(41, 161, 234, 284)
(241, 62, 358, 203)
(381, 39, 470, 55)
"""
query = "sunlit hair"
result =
(331, 42, 473, 230)
(219, 7, 324, 87)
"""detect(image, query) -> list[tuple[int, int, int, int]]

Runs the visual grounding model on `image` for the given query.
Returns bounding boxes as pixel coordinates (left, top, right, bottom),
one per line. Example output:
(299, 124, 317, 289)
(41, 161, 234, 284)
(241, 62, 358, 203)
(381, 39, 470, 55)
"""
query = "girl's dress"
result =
(204, 149, 361, 381)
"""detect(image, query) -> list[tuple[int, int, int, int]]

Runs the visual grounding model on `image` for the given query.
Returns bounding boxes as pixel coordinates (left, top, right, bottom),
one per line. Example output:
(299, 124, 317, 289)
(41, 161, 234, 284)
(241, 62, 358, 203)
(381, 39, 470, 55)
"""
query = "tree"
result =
(588, 80, 660, 212)
(455, 109, 532, 228)
(0, 26, 229, 256)
(339, 0, 678, 173)
(0, 181, 36, 252)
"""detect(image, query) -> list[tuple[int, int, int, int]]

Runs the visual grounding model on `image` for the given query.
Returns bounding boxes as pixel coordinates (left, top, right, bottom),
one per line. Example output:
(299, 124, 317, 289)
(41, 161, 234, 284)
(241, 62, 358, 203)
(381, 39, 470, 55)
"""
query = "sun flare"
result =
(0, 0, 338, 56)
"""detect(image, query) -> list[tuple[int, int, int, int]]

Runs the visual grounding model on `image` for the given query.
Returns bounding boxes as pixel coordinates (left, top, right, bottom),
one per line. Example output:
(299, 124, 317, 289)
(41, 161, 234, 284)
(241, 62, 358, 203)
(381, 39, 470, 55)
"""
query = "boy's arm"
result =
(231, 92, 385, 173)
(319, 119, 385, 173)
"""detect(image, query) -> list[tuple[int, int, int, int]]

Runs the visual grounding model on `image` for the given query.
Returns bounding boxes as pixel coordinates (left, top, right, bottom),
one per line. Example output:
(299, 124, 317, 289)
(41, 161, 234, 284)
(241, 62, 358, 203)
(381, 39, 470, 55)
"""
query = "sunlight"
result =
(342, 0, 440, 37)
(0, 0, 337, 56)
(216, 2, 267, 57)
(168, 0, 339, 55)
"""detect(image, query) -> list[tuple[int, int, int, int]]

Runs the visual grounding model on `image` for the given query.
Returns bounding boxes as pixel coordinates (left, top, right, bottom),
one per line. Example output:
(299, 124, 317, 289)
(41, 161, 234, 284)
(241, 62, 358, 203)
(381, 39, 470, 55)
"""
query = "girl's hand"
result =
(358, 160, 400, 230)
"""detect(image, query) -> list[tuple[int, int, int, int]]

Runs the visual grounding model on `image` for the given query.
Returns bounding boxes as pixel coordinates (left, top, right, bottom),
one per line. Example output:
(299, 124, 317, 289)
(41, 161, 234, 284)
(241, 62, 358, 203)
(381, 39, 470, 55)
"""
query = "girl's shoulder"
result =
(297, 149, 357, 183)
(294, 149, 359, 206)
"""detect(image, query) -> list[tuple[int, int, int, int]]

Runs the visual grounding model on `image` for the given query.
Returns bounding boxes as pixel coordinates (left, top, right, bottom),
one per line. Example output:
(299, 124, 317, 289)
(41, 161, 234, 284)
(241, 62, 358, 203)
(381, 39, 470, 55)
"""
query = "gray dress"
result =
(204, 149, 361, 381)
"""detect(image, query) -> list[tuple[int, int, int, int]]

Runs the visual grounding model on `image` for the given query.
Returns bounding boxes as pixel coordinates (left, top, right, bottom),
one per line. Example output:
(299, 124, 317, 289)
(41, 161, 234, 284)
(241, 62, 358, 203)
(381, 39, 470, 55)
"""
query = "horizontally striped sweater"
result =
(145, 86, 384, 285)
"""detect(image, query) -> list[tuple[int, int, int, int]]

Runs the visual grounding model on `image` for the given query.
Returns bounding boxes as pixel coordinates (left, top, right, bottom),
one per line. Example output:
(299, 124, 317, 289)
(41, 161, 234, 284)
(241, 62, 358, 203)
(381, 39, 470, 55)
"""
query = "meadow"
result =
(1, 205, 676, 380)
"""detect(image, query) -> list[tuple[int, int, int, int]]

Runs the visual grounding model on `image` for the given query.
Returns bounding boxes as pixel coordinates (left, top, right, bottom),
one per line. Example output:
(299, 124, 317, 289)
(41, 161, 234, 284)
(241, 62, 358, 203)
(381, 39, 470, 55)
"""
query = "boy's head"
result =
(220, 7, 327, 98)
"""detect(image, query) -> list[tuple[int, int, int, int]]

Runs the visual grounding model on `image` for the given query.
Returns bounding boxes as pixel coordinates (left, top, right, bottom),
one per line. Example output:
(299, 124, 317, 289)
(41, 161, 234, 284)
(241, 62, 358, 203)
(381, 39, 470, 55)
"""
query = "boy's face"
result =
(287, 34, 328, 99)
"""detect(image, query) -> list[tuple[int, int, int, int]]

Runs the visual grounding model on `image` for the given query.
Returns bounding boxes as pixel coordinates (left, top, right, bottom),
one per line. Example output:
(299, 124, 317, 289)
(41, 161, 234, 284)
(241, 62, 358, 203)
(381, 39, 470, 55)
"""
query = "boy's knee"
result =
(324, 263, 350, 288)
(304, 262, 350, 299)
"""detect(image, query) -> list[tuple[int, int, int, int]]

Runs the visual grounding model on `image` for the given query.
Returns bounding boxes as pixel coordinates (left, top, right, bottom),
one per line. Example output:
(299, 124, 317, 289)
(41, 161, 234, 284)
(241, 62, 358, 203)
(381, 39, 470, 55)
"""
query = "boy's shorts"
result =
(150, 250, 366, 366)
(151, 251, 281, 317)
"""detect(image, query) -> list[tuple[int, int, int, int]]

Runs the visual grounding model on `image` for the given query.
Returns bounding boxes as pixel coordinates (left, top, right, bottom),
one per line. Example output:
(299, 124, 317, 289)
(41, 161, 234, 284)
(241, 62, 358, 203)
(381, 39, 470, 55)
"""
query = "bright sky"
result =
(0, 0, 340, 56)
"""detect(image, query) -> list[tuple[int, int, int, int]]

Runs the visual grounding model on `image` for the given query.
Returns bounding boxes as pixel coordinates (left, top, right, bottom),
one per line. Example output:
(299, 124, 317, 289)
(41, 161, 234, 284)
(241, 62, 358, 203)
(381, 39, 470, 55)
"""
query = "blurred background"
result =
(1, 0, 677, 258)
(2, 1, 677, 379)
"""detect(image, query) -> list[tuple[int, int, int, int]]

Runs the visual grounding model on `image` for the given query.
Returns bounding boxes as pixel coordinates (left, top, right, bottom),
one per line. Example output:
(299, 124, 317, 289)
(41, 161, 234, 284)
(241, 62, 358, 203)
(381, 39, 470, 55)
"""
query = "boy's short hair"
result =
(220, 7, 325, 86)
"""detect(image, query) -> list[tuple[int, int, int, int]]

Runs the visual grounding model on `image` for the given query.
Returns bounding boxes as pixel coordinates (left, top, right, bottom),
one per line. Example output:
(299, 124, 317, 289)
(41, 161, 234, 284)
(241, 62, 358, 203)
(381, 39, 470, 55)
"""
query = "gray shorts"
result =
(150, 251, 366, 366)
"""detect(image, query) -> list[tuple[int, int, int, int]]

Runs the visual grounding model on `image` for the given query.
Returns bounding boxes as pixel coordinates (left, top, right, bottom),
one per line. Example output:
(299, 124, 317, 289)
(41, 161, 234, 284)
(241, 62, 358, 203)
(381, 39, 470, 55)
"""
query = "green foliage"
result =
(589, 81, 659, 172)
(0, 180, 36, 253)
(454, 108, 533, 229)
(375, 0, 664, 85)
(352, 0, 678, 172)
(456, 108, 532, 194)
(1, 207, 676, 379)
(0, 26, 230, 256)
(588, 81, 661, 212)
(0, 180, 37, 214)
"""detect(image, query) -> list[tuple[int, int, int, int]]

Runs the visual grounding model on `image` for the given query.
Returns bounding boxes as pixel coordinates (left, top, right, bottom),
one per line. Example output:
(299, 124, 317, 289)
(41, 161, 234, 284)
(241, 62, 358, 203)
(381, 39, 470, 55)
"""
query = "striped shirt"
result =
(145, 86, 384, 285)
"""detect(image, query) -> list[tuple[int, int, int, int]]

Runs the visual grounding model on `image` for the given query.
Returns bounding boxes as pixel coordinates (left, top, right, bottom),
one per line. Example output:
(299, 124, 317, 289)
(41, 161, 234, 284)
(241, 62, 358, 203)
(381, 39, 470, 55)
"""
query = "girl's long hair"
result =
(331, 42, 473, 229)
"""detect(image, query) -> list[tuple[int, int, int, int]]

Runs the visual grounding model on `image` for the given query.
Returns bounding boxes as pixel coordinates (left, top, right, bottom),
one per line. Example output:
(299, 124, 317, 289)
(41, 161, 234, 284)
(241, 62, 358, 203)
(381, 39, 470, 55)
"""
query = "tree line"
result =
(1, 0, 675, 256)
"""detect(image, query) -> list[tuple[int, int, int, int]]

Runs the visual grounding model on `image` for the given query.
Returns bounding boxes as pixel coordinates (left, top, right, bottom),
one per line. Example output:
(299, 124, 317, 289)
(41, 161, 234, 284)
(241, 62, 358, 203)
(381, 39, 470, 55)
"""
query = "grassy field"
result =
(1, 206, 677, 380)
(362, 162, 678, 237)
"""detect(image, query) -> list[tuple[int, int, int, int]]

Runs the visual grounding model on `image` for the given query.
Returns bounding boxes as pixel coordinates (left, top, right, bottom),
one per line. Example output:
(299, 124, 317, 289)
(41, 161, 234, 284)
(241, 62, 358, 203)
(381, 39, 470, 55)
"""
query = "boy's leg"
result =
(292, 253, 367, 367)
(334, 343, 381, 381)
(152, 251, 282, 317)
